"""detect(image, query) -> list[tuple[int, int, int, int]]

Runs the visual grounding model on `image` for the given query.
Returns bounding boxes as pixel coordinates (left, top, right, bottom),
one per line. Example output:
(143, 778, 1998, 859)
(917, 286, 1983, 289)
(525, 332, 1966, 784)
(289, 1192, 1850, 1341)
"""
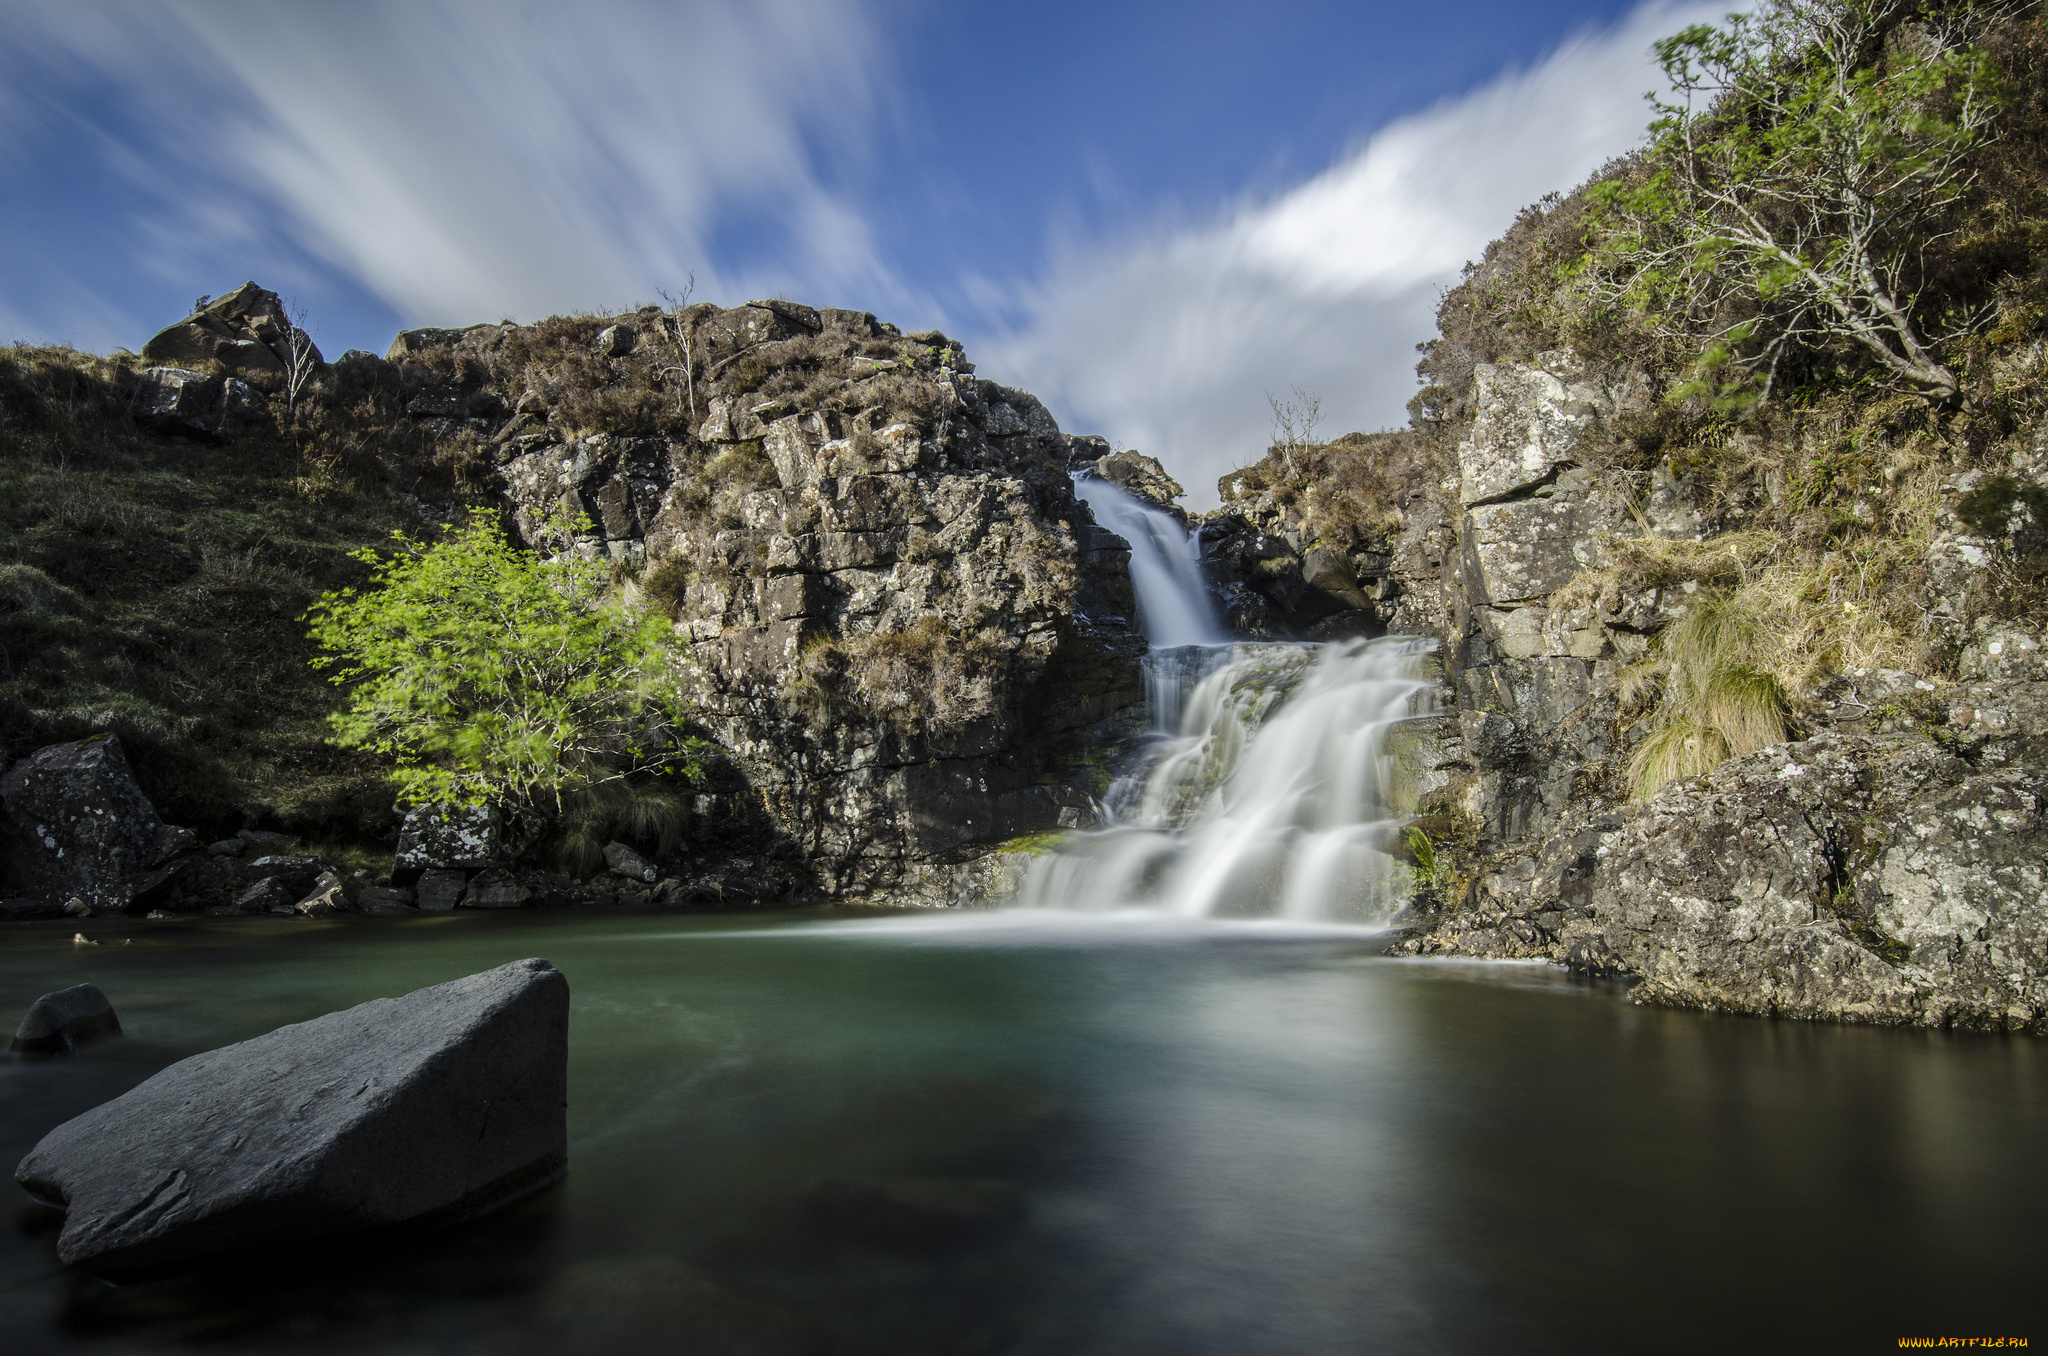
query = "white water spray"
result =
(1020, 636, 1437, 924)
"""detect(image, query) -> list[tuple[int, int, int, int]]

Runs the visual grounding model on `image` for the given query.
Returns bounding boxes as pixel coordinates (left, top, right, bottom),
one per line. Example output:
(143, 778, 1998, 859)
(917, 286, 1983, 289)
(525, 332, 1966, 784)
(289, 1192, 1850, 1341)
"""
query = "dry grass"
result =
(1625, 592, 1793, 798)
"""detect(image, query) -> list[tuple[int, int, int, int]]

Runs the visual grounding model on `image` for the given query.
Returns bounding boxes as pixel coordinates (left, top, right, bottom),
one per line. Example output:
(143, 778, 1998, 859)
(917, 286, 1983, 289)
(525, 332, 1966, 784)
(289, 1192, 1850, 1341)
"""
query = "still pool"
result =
(1, 909, 2042, 1354)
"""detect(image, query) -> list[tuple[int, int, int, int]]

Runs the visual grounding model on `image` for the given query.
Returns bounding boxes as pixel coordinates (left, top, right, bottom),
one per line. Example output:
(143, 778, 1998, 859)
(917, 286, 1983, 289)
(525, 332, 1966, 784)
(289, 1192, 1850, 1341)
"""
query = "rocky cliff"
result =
(1211, 55, 2048, 1034)
(0, 290, 1146, 912)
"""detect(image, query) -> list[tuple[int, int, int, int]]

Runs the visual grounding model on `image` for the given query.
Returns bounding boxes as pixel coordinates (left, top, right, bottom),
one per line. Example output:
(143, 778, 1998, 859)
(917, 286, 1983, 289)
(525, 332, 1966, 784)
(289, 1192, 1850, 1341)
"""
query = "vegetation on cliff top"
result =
(1426, 0, 2048, 792)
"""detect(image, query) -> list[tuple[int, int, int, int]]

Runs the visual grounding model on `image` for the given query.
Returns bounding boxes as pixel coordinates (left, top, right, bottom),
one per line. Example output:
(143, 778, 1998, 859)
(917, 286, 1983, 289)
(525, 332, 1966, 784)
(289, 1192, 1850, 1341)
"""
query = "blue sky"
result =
(0, 0, 1719, 504)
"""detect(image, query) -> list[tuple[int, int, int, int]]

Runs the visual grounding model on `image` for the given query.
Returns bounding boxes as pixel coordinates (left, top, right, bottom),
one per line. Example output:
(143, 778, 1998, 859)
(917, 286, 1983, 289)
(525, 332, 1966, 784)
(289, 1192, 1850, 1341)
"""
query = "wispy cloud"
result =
(975, 1, 1724, 507)
(1, 0, 900, 342)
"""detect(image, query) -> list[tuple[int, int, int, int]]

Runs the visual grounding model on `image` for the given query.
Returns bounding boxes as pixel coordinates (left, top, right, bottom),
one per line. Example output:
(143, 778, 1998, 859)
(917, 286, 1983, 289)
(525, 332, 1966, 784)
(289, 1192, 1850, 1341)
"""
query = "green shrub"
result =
(304, 511, 705, 812)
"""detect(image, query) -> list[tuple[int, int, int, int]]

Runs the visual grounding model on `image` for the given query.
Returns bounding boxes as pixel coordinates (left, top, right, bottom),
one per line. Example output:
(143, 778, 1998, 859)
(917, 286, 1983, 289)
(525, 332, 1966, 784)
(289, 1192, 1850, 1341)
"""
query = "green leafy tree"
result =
(305, 512, 704, 816)
(1587, 0, 2013, 405)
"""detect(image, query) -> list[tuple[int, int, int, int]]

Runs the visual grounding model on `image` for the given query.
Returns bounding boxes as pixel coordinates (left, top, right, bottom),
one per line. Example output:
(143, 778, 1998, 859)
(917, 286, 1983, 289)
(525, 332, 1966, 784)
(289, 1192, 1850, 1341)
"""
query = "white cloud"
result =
(1, 0, 899, 332)
(974, 0, 1727, 508)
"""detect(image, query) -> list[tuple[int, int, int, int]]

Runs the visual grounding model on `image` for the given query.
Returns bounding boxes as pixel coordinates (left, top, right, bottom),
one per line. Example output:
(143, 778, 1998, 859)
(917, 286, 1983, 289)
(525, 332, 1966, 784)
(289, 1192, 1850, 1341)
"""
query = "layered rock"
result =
(15, 958, 568, 1276)
(471, 303, 1144, 901)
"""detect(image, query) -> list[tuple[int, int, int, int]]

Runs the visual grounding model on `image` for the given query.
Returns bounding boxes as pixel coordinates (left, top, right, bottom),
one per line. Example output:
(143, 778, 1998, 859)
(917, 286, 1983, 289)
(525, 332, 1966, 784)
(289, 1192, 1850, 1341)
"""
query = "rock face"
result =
(141, 282, 323, 376)
(1558, 733, 2046, 1029)
(1200, 308, 2048, 1033)
(14, 958, 568, 1277)
(11, 984, 122, 1055)
(476, 304, 1144, 901)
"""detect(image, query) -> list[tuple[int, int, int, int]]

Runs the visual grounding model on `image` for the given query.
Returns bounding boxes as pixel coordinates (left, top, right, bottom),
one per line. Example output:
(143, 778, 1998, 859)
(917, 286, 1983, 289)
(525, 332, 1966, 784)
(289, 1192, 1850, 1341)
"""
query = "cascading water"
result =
(1072, 476, 1226, 649)
(1042, 470, 1435, 925)
(1020, 636, 1438, 924)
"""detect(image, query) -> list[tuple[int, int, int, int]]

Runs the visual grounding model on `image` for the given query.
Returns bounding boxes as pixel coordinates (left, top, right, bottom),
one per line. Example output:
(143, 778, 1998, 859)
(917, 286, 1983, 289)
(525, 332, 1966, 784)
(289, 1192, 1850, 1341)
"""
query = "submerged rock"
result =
(14, 957, 568, 1277)
(11, 984, 121, 1055)
(805, 1176, 1024, 1249)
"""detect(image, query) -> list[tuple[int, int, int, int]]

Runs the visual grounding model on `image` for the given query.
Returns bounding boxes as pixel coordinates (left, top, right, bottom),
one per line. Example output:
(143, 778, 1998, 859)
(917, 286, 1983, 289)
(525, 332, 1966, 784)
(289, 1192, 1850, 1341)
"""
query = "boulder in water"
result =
(14, 958, 568, 1277)
(11, 984, 121, 1055)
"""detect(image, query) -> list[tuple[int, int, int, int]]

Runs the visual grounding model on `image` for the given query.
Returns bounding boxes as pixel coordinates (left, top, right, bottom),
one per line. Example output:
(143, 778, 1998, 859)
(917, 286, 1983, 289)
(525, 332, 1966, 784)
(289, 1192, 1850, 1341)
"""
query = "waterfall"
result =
(1072, 476, 1226, 648)
(1020, 636, 1437, 924)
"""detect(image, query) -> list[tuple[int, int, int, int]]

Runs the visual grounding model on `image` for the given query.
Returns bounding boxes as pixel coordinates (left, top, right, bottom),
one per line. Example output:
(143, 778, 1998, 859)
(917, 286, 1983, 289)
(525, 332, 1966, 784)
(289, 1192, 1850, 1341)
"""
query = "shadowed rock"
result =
(14, 958, 568, 1277)
(0, 735, 196, 915)
(11, 984, 121, 1055)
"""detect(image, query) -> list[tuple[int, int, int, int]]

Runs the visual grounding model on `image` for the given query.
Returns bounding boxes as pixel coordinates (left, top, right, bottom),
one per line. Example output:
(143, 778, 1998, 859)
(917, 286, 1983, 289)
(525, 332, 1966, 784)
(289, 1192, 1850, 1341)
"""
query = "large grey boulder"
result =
(12, 984, 122, 1055)
(0, 735, 193, 914)
(15, 958, 568, 1276)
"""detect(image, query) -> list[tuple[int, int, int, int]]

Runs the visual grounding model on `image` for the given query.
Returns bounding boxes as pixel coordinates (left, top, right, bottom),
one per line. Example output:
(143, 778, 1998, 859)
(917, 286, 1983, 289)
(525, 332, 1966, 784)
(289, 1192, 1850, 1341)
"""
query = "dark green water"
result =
(0, 909, 2041, 1355)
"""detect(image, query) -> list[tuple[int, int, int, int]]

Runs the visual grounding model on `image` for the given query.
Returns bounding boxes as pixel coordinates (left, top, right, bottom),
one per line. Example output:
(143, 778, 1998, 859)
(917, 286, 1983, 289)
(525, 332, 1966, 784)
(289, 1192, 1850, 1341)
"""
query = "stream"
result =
(2, 911, 2043, 1354)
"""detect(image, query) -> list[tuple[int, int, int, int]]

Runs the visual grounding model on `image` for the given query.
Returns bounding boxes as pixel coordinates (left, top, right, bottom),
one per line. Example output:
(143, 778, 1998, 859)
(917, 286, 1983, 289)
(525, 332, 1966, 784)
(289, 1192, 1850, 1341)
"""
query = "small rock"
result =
(292, 869, 353, 917)
(461, 868, 532, 910)
(245, 853, 321, 876)
(415, 868, 468, 912)
(233, 878, 296, 915)
(61, 897, 91, 918)
(11, 984, 122, 1055)
(594, 323, 636, 358)
(602, 842, 657, 884)
(14, 958, 568, 1277)
(236, 829, 293, 853)
(354, 886, 416, 915)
